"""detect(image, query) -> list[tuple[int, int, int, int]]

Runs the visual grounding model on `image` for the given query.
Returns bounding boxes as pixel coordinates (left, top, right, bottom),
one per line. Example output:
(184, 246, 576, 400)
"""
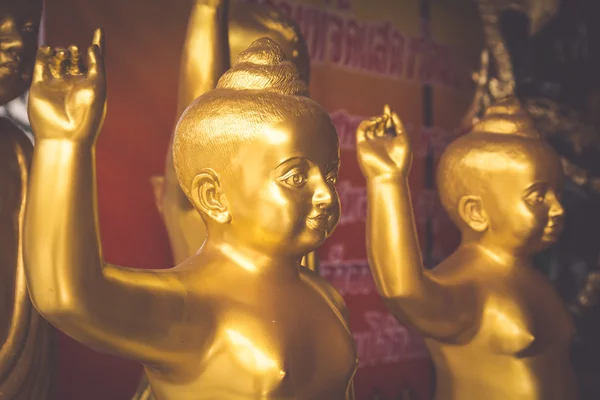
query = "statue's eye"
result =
(284, 173, 306, 187)
(22, 22, 36, 34)
(525, 191, 545, 206)
(326, 173, 337, 185)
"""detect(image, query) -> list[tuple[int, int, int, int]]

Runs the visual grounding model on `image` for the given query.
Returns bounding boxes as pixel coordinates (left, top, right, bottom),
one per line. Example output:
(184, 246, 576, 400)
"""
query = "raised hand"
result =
(356, 105, 412, 180)
(28, 28, 107, 144)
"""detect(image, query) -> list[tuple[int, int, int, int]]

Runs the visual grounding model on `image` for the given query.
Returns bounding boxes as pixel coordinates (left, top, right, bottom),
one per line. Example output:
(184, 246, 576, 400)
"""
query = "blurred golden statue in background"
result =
(0, 0, 55, 398)
(357, 97, 577, 399)
(24, 24, 356, 400)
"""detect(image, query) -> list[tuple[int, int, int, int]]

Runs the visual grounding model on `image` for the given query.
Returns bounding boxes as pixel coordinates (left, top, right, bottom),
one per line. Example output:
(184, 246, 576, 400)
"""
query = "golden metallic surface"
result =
(302, 251, 319, 273)
(357, 99, 577, 400)
(25, 29, 356, 400)
(0, 0, 55, 398)
(143, 2, 314, 395)
(151, 0, 311, 269)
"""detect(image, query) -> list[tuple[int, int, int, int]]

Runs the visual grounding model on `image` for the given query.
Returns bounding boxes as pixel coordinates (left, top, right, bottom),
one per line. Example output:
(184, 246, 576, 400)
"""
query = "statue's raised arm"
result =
(24, 29, 191, 366)
(176, 0, 230, 117)
(357, 106, 476, 340)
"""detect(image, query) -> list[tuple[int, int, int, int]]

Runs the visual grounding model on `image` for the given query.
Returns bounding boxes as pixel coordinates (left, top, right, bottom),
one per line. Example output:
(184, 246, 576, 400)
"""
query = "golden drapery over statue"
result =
(0, 0, 55, 398)
(357, 97, 577, 399)
(24, 25, 356, 400)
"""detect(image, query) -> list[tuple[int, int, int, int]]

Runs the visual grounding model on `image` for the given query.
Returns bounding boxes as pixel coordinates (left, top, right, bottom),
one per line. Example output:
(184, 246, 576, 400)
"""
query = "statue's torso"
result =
(425, 250, 577, 400)
(0, 118, 54, 399)
(146, 263, 356, 400)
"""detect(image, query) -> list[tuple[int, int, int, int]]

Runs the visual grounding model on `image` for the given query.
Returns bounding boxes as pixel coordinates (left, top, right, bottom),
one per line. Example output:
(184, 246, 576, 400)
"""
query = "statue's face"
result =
(0, 0, 41, 105)
(218, 112, 340, 257)
(479, 141, 565, 254)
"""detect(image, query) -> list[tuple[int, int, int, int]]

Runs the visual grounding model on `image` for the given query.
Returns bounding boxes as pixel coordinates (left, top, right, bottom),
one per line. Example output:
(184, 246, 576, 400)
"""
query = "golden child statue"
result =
(149, 0, 313, 271)
(0, 0, 54, 398)
(25, 29, 357, 400)
(357, 99, 577, 399)
(136, 1, 313, 397)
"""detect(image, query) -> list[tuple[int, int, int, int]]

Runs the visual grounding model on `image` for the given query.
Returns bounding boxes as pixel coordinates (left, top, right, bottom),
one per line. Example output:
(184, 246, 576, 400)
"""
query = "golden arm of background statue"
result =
(172, 0, 311, 118)
(148, 0, 228, 268)
(176, 0, 229, 117)
(356, 106, 476, 341)
(24, 29, 194, 366)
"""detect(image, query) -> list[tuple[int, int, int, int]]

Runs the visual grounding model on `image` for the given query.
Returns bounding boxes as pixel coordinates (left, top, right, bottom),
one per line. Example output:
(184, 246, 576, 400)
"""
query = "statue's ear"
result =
(150, 175, 165, 217)
(458, 195, 489, 233)
(190, 169, 231, 224)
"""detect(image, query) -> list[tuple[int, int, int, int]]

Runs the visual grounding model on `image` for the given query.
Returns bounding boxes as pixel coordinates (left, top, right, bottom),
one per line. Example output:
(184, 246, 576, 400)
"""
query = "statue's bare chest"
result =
(152, 277, 357, 399)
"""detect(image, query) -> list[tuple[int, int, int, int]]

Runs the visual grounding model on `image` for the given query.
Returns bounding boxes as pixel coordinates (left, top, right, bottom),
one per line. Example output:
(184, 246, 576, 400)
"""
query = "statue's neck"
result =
(201, 238, 302, 280)
(461, 241, 532, 270)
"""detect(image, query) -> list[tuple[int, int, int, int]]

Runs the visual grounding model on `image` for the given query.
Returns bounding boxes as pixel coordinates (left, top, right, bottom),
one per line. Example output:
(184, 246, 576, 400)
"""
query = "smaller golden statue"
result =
(357, 99, 577, 399)
(25, 29, 356, 400)
(0, 0, 54, 398)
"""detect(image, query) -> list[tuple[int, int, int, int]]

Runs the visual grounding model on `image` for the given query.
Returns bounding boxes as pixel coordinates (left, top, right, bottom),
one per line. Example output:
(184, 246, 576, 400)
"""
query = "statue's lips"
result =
(542, 221, 563, 240)
(305, 213, 329, 230)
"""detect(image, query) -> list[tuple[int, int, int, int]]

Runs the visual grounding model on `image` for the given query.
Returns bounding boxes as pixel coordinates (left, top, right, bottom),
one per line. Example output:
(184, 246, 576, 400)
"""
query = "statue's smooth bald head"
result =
(173, 38, 319, 199)
(437, 96, 564, 253)
(437, 96, 545, 222)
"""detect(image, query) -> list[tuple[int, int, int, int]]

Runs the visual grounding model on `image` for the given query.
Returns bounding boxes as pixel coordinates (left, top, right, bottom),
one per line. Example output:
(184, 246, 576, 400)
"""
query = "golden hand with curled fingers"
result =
(28, 29, 106, 144)
(356, 105, 411, 180)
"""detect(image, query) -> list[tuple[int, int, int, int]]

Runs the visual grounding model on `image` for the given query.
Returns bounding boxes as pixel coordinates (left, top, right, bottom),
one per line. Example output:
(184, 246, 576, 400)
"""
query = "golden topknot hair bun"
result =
(471, 96, 540, 139)
(216, 37, 309, 96)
